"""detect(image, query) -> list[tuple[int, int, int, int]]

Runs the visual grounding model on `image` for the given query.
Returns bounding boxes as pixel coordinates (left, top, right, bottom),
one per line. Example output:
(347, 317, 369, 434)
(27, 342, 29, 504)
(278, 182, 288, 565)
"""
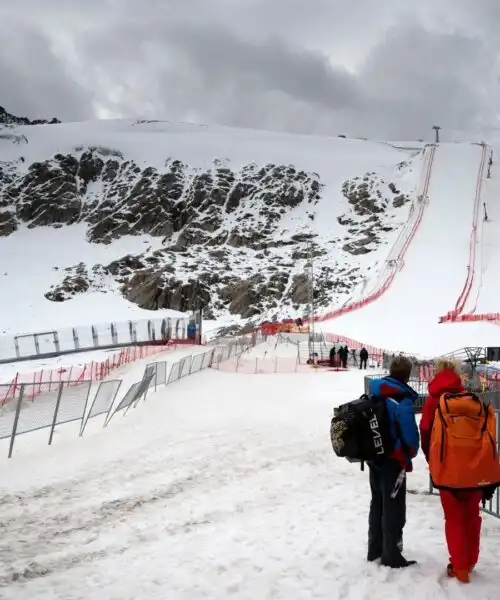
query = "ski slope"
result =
(1, 354, 499, 599)
(319, 143, 500, 356)
(462, 152, 500, 316)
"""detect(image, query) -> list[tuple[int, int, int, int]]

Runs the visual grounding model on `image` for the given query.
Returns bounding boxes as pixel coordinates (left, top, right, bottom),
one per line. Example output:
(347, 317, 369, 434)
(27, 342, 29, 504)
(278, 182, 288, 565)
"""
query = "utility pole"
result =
(307, 242, 315, 358)
(432, 125, 441, 144)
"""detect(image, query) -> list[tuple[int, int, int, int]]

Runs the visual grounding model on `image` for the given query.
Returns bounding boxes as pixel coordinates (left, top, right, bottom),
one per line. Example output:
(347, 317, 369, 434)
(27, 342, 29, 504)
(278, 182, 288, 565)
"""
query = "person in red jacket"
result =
(419, 362, 483, 584)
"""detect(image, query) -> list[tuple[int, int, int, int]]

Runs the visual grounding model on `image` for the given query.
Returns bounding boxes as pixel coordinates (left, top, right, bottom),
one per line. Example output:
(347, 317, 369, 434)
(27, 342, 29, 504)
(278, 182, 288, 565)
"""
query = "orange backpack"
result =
(429, 392, 500, 490)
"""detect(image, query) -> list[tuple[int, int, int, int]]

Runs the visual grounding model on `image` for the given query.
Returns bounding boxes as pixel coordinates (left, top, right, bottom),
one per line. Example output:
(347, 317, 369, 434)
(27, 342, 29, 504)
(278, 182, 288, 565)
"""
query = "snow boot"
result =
(447, 563, 470, 583)
(381, 557, 417, 569)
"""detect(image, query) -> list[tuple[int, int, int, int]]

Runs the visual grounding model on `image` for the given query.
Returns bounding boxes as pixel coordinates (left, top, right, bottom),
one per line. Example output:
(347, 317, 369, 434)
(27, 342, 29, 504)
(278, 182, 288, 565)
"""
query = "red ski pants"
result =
(439, 489, 482, 571)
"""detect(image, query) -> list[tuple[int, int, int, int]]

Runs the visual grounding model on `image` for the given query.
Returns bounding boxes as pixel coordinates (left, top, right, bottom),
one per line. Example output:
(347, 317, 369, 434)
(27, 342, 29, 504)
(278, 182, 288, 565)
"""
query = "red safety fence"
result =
(439, 142, 490, 323)
(439, 312, 500, 325)
(419, 363, 500, 392)
(313, 145, 436, 323)
(258, 325, 388, 358)
(215, 356, 351, 374)
(322, 333, 385, 361)
(418, 364, 435, 381)
(1, 343, 183, 404)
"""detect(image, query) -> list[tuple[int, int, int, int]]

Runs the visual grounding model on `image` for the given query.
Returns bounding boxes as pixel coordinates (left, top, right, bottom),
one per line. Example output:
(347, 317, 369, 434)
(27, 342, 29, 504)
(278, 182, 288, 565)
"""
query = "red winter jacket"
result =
(419, 369, 464, 462)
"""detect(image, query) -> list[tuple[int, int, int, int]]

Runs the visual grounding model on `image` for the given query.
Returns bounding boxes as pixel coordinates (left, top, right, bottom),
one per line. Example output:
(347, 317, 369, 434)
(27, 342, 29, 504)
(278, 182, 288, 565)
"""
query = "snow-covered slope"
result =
(463, 149, 499, 316)
(0, 118, 420, 336)
(319, 143, 500, 356)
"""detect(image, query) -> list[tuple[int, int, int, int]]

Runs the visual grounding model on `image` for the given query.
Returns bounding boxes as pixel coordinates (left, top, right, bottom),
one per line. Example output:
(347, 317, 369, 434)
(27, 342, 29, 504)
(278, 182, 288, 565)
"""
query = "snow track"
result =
(1, 369, 500, 599)
(439, 143, 491, 321)
(441, 144, 500, 324)
(319, 143, 500, 355)
(316, 144, 435, 323)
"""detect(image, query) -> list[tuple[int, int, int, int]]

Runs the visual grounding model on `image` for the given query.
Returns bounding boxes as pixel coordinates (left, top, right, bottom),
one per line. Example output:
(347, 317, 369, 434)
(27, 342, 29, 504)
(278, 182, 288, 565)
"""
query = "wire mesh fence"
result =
(0, 316, 191, 362)
(216, 356, 303, 374)
(0, 333, 259, 458)
(1, 343, 179, 404)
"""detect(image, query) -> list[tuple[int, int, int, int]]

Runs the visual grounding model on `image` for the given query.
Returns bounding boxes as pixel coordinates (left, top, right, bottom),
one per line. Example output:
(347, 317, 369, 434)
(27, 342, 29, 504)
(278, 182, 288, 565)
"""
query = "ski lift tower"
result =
(432, 125, 441, 144)
(464, 347, 485, 375)
(306, 243, 316, 357)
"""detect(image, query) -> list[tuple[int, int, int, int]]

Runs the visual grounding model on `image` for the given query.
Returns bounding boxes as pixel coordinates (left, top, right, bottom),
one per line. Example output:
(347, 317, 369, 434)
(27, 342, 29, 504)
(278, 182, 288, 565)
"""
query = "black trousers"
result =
(368, 461, 406, 566)
(360, 358, 368, 369)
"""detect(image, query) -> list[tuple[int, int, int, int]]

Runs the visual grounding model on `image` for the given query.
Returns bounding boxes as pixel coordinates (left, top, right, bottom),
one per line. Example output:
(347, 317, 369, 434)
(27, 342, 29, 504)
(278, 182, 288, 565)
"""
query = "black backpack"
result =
(330, 394, 395, 464)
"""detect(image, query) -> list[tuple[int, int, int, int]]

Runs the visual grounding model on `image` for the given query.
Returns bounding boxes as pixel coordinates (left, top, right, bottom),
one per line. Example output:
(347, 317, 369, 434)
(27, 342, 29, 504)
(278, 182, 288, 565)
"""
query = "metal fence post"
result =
(8, 385, 25, 458)
(48, 383, 65, 445)
(54, 331, 61, 353)
(72, 327, 80, 350)
(79, 380, 94, 437)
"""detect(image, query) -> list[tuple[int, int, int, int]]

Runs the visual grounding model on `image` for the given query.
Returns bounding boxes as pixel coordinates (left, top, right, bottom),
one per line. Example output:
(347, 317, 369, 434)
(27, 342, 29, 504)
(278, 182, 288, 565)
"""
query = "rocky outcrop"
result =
(0, 151, 322, 246)
(1, 126, 414, 320)
(338, 173, 411, 256)
(0, 106, 60, 126)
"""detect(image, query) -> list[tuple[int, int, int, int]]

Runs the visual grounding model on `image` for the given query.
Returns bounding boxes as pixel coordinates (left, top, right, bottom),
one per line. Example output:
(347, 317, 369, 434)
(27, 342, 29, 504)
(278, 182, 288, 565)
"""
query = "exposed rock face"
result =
(0, 105, 60, 126)
(0, 114, 414, 320)
(339, 173, 411, 256)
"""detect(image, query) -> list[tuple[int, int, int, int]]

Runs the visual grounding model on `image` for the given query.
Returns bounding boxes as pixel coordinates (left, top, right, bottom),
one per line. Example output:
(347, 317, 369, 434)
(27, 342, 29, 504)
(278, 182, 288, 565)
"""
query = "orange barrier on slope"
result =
(439, 312, 500, 325)
(439, 142, 490, 322)
(313, 145, 436, 323)
(1, 343, 187, 404)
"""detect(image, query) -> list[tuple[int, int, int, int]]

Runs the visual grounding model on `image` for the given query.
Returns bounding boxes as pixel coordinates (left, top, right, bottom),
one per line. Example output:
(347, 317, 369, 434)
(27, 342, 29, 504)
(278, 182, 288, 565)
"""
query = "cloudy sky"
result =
(1, 0, 499, 140)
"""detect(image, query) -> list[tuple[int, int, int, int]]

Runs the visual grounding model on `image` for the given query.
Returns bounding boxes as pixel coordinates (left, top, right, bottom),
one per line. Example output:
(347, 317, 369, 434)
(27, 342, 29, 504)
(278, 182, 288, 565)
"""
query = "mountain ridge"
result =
(0, 113, 417, 325)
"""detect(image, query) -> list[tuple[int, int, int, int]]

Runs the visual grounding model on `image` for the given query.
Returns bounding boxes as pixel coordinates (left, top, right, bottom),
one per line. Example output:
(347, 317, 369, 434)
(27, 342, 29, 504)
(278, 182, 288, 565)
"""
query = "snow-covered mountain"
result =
(0, 113, 422, 336)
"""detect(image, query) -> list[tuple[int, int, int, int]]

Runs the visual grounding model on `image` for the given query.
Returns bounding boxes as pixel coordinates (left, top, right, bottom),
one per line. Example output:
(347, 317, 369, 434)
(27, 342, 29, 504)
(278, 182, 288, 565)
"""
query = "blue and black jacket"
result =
(369, 376, 420, 470)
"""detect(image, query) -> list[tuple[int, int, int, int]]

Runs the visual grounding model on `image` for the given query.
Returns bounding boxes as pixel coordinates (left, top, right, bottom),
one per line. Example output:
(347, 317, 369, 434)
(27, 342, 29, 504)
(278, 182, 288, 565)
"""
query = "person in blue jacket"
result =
(367, 355, 420, 568)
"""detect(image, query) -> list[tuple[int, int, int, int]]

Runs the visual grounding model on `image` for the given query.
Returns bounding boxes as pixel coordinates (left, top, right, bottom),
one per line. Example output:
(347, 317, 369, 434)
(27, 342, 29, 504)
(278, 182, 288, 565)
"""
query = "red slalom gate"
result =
(314, 144, 436, 323)
(439, 143, 491, 324)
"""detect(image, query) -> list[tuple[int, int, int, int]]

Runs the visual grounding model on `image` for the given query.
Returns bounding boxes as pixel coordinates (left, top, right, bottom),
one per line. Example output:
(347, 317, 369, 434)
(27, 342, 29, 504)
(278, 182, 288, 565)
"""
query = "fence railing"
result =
(0, 315, 191, 363)
(215, 355, 302, 374)
(1, 343, 179, 404)
(1, 333, 260, 458)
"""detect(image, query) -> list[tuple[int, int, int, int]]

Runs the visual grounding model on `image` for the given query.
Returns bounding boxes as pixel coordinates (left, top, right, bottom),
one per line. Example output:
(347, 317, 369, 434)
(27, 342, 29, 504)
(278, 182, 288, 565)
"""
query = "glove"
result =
(482, 485, 497, 503)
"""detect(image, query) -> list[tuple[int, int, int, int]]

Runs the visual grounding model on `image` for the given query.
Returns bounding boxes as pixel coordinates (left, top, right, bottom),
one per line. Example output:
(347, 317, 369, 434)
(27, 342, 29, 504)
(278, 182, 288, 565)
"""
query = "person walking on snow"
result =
(329, 345, 336, 368)
(367, 356, 420, 568)
(341, 345, 349, 368)
(359, 347, 369, 369)
(419, 360, 499, 583)
(351, 348, 358, 367)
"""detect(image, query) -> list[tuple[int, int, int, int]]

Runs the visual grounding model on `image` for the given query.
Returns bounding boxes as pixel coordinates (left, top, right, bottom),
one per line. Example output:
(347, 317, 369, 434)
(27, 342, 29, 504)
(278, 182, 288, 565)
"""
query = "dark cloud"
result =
(0, 20, 93, 121)
(0, 0, 498, 140)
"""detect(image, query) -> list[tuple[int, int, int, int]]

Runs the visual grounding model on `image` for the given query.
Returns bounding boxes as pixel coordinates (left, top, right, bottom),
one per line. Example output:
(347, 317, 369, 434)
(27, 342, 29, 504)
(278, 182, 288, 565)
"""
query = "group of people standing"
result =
(366, 357, 499, 582)
(329, 345, 369, 369)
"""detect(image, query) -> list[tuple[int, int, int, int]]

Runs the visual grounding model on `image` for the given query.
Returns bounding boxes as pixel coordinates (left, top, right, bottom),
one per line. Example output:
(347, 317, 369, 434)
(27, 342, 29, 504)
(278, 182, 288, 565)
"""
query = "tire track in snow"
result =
(0, 434, 325, 589)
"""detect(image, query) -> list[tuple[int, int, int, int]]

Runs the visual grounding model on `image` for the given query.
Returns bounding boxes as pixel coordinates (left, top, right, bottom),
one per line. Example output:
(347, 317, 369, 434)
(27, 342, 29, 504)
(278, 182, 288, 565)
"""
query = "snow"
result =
(0, 118, 499, 366)
(2, 115, 500, 598)
(0, 347, 121, 384)
(320, 143, 500, 356)
(466, 154, 500, 315)
(0, 361, 499, 598)
(0, 118, 417, 345)
(0, 223, 185, 337)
